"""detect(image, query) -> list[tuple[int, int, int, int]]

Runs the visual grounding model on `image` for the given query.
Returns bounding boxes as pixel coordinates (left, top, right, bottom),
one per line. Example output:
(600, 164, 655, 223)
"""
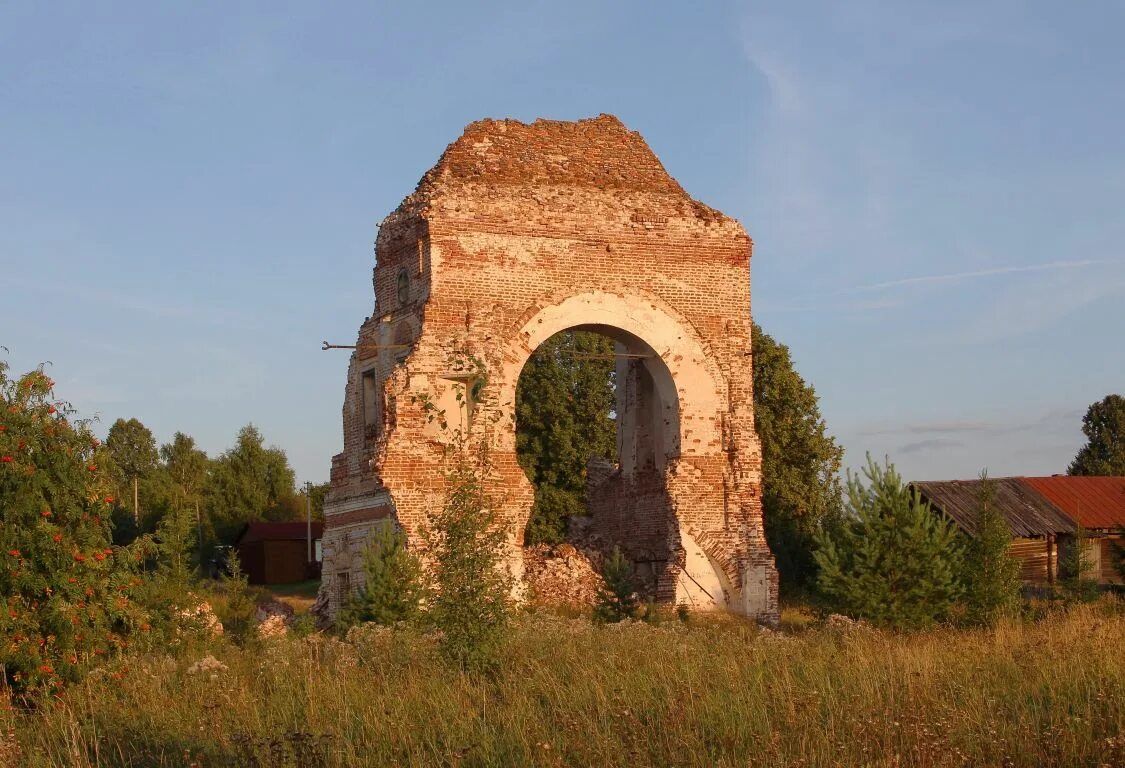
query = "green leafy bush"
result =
(814, 455, 963, 630)
(0, 362, 148, 696)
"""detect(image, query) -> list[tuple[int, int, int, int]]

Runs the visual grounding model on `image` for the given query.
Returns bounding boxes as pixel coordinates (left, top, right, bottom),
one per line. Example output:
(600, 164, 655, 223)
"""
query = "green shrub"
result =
(130, 501, 208, 640)
(814, 455, 963, 630)
(337, 524, 424, 631)
(288, 613, 317, 639)
(0, 362, 149, 697)
(594, 546, 638, 623)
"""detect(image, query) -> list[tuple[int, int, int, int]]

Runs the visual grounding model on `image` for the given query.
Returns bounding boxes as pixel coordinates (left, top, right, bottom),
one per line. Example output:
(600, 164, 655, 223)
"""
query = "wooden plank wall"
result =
(1009, 537, 1049, 583)
(1099, 535, 1122, 585)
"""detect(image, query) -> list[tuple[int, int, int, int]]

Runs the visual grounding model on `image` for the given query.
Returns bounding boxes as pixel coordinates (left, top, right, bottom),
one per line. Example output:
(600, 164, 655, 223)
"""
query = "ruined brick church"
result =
(319, 115, 778, 623)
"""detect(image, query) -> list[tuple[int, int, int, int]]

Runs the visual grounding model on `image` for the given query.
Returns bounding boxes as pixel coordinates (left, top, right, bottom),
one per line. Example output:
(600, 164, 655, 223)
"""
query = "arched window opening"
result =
(396, 268, 410, 308)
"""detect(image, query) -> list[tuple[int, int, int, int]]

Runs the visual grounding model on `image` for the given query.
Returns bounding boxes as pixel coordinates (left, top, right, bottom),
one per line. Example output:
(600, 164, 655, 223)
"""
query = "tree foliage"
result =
(160, 432, 209, 516)
(205, 424, 298, 543)
(814, 455, 962, 630)
(423, 440, 512, 673)
(105, 417, 159, 524)
(961, 473, 1021, 627)
(144, 432, 211, 562)
(0, 362, 148, 696)
(1068, 394, 1125, 476)
(303, 481, 331, 522)
(516, 331, 616, 545)
(752, 323, 844, 593)
(338, 524, 424, 630)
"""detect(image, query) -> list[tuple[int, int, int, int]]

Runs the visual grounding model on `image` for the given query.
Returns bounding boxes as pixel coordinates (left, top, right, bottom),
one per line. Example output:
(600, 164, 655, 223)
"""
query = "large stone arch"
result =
(319, 115, 779, 623)
(492, 288, 723, 451)
(491, 289, 737, 603)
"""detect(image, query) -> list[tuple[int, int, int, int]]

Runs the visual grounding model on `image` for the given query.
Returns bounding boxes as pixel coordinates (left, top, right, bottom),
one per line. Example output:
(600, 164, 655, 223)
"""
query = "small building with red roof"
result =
(235, 521, 324, 585)
(912, 475, 1124, 586)
(1020, 476, 1125, 584)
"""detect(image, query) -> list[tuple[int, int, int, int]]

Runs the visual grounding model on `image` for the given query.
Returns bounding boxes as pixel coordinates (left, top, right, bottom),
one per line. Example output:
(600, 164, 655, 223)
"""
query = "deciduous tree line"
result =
(99, 418, 328, 555)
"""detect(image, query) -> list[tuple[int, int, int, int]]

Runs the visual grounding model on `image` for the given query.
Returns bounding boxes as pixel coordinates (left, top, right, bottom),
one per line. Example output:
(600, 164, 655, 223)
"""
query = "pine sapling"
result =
(962, 472, 1021, 627)
(814, 454, 963, 630)
(337, 523, 424, 631)
(1060, 525, 1099, 603)
(423, 437, 513, 673)
(595, 546, 638, 623)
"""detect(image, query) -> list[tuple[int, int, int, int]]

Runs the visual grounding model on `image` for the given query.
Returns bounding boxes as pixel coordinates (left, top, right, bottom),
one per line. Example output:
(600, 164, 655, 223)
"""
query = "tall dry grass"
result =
(3, 601, 1122, 767)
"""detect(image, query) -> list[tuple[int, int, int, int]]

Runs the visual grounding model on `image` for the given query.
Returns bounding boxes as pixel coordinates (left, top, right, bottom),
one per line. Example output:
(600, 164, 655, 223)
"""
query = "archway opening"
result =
(514, 324, 683, 600)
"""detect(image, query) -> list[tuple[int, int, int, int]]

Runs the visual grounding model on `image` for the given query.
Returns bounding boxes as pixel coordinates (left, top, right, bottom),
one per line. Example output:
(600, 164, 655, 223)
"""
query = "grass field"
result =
(3, 600, 1122, 767)
(266, 579, 323, 614)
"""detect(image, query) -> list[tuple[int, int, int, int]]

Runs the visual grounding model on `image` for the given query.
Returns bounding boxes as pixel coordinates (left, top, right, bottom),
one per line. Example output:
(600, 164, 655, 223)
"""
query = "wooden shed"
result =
(1020, 476, 1125, 585)
(235, 521, 324, 585)
(912, 478, 1077, 583)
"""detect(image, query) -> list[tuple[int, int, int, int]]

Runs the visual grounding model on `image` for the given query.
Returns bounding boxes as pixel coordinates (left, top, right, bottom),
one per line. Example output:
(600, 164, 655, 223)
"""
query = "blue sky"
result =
(3, 1, 1123, 484)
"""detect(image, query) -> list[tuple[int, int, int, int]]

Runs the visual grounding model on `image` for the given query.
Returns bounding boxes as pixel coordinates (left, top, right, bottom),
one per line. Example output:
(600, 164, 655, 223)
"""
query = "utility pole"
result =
(305, 480, 313, 563)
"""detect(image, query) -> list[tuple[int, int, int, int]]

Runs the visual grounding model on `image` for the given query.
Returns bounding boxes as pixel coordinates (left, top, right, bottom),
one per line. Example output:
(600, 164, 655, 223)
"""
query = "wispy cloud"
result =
(861, 421, 991, 437)
(904, 421, 992, 434)
(852, 259, 1106, 294)
(899, 438, 963, 455)
(862, 410, 1084, 440)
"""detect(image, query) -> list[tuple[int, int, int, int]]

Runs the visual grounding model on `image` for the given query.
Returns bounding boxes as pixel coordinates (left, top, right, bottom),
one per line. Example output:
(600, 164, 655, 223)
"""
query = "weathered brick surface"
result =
(319, 115, 778, 623)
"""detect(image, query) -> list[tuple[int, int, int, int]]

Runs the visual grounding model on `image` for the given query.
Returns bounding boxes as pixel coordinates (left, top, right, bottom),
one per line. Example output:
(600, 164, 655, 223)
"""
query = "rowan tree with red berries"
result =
(0, 360, 149, 697)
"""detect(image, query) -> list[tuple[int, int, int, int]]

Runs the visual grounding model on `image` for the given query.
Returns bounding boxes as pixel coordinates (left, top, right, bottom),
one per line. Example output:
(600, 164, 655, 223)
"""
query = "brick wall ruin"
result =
(318, 114, 778, 623)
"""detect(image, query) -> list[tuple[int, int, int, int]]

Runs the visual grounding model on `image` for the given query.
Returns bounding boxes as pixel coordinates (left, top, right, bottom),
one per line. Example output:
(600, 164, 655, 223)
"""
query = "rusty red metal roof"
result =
(912, 478, 1077, 538)
(236, 521, 324, 544)
(1019, 476, 1125, 531)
